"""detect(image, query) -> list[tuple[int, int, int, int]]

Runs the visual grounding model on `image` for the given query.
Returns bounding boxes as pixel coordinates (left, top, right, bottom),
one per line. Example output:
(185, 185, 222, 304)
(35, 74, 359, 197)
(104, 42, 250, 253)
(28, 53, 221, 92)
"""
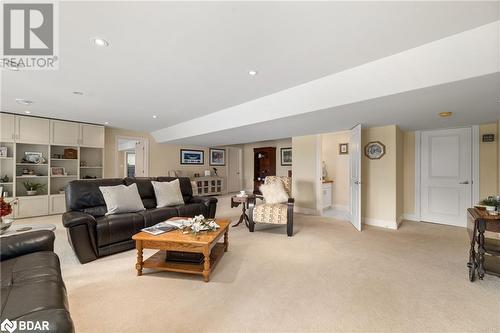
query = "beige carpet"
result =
(15, 195, 500, 333)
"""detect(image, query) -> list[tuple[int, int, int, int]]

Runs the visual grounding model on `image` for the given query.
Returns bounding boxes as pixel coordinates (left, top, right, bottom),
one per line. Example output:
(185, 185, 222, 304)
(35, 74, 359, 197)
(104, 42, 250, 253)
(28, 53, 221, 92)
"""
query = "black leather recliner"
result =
(0, 230, 74, 333)
(62, 177, 217, 263)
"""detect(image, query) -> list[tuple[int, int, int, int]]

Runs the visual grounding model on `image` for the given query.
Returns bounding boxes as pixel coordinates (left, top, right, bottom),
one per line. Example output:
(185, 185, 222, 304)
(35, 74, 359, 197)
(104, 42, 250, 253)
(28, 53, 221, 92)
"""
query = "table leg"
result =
(477, 220, 486, 280)
(224, 227, 229, 252)
(135, 240, 143, 276)
(232, 203, 248, 227)
(203, 247, 211, 282)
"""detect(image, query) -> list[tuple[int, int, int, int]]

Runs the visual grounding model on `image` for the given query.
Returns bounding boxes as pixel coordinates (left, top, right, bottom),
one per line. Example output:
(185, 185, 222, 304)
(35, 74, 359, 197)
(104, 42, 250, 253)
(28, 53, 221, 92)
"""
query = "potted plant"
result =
(23, 181, 46, 196)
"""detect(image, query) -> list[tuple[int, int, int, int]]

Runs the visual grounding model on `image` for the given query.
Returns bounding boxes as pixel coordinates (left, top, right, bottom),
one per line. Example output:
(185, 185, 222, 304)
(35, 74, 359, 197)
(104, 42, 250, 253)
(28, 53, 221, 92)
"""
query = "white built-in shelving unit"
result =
(0, 113, 105, 219)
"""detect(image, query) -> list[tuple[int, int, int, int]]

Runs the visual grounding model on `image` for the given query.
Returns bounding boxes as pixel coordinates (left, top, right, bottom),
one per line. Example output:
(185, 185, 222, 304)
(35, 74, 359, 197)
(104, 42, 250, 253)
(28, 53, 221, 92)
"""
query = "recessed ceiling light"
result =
(248, 70, 258, 76)
(104, 121, 109, 125)
(24, 111, 31, 114)
(439, 112, 453, 118)
(16, 99, 34, 105)
(91, 37, 109, 47)
(72, 91, 84, 95)
(152, 115, 157, 119)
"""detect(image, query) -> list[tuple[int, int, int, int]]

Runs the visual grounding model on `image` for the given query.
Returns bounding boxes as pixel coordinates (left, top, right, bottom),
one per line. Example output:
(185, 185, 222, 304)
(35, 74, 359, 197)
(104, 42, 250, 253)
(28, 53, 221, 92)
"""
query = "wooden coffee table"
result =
(132, 218, 229, 282)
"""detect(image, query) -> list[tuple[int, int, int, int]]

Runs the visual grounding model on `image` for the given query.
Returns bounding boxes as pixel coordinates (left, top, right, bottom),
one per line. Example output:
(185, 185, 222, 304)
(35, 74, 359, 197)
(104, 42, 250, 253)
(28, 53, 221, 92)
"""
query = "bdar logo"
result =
(0, 319, 17, 333)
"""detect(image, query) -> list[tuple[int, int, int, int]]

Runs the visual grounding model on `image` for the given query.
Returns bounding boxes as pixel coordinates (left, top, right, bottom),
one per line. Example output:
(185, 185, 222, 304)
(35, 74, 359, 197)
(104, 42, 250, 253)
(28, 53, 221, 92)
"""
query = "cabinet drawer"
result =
(15, 196, 49, 218)
(50, 195, 66, 214)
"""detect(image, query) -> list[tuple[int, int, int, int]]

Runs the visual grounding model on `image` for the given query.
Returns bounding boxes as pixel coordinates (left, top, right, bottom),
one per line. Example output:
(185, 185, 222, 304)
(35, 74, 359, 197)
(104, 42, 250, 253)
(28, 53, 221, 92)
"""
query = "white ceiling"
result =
(2, 1, 499, 136)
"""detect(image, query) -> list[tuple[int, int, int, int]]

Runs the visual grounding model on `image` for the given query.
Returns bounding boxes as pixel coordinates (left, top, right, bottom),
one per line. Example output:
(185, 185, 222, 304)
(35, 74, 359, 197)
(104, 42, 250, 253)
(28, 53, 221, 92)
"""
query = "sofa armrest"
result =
(1, 230, 55, 261)
(62, 211, 96, 228)
(190, 196, 218, 218)
(62, 211, 99, 264)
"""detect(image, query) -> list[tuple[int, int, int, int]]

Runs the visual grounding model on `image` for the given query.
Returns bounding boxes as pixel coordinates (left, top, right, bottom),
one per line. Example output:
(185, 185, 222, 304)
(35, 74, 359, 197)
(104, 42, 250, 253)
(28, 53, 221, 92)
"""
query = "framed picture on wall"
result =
(281, 147, 292, 166)
(180, 149, 204, 165)
(339, 143, 349, 155)
(209, 148, 225, 166)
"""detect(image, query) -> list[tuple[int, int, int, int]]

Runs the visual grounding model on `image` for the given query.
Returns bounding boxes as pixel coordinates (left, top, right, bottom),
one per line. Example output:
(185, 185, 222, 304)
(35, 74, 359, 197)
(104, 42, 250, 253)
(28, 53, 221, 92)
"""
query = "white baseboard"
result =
(363, 217, 398, 230)
(403, 213, 420, 222)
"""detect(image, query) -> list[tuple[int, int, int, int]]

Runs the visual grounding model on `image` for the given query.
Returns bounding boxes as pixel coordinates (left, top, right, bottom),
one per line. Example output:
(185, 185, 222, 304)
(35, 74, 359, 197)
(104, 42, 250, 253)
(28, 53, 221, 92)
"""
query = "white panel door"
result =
(227, 147, 242, 193)
(16, 116, 50, 144)
(135, 141, 146, 177)
(349, 124, 362, 231)
(51, 120, 80, 145)
(0, 113, 16, 142)
(421, 128, 471, 227)
(80, 124, 104, 148)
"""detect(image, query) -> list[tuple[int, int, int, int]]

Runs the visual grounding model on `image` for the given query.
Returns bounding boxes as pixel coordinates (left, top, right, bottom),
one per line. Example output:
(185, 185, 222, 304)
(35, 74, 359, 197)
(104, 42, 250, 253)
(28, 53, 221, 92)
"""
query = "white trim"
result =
(363, 217, 398, 230)
(414, 131, 421, 222)
(472, 125, 480, 205)
(114, 136, 149, 177)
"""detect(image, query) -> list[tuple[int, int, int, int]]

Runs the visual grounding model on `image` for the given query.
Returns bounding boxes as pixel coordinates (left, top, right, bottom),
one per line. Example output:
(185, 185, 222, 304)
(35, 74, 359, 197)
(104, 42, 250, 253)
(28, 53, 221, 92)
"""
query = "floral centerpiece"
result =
(180, 215, 219, 234)
(1, 197, 17, 234)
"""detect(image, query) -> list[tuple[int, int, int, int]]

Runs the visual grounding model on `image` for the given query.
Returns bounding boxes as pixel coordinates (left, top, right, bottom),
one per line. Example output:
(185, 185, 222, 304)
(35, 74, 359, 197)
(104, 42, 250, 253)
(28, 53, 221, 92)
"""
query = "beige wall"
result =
(321, 131, 350, 208)
(361, 125, 399, 227)
(403, 132, 415, 215)
(104, 127, 227, 189)
(241, 138, 292, 191)
(292, 135, 320, 213)
(396, 126, 404, 224)
(479, 122, 498, 199)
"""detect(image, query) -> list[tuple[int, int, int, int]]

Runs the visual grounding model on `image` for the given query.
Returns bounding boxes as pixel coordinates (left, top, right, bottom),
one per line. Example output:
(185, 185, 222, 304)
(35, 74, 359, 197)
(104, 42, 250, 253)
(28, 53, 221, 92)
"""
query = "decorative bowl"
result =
(0, 218, 14, 234)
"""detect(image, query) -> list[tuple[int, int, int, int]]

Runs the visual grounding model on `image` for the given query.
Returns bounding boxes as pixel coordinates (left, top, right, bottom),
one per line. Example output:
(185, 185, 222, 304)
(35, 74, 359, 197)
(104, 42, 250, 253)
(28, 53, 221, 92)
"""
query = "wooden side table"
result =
(231, 195, 254, 228)
(467, 208, 500, 281)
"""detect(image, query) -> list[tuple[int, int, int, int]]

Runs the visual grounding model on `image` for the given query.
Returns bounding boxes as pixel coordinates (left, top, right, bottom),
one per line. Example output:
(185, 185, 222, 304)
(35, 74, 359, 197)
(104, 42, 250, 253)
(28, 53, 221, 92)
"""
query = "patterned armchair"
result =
(248, 176, 294, 237)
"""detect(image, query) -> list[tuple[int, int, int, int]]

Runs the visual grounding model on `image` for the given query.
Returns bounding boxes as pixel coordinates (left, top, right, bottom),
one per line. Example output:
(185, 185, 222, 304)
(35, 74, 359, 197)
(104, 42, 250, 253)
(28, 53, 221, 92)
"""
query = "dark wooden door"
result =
(253, 147, 276, 194)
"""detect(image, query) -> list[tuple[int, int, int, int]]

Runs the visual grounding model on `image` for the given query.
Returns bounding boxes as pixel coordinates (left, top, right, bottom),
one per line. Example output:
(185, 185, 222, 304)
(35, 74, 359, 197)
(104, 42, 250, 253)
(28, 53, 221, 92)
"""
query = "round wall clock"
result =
(364, 141, 386, 160)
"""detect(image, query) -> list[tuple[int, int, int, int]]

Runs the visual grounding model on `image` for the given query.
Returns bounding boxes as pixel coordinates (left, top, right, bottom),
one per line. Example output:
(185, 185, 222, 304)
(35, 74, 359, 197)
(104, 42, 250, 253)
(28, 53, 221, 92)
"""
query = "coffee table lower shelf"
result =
(142, 243, 226, 279)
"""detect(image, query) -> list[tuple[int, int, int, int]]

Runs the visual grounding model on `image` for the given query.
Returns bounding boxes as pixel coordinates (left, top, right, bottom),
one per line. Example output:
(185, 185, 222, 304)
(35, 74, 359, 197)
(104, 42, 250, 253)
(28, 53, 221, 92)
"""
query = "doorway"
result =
(417, 127, 478, 227)
(114, 136, 149, 177)
(227, 147, 243, 193)
(319, 124, 362, 231)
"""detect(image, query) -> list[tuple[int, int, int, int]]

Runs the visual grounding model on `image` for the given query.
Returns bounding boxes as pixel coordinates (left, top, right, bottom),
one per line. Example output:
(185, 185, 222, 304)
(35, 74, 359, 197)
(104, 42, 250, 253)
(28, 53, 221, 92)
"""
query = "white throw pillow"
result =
(99, 183, 145, 215)
(152, 179, 185, 208)
(260, 181, 289, 204)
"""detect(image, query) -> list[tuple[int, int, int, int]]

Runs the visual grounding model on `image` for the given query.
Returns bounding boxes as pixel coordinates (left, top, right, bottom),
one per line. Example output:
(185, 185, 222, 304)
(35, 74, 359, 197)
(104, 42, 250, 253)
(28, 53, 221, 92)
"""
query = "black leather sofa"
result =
(0, 230, 74, 333)
(62, 177, 217, 263)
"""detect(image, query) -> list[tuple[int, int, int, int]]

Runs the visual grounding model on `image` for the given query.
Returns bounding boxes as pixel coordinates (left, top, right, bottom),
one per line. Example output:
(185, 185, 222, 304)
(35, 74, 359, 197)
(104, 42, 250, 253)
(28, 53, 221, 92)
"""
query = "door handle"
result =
(459, 181, 469, 185)
(354, 180, 361, 185)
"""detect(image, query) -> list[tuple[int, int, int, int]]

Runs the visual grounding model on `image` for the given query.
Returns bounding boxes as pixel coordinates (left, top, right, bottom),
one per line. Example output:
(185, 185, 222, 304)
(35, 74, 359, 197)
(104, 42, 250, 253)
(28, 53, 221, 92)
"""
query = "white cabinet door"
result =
(80, 124, 104, 148)
(322, 183, 332, 209)
(49, 195, 66, 214)
(0, 113, 16, 142)
(51, 120, 80, 145)
(16, 196, 49, 218)
(16, 116, 50, 144)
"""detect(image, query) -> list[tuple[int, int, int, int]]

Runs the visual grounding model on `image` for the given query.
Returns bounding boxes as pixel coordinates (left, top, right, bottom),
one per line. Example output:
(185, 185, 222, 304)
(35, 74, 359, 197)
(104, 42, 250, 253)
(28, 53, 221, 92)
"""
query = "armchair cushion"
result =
(260, 181, 289, 204)
(253, 203, 288, 225)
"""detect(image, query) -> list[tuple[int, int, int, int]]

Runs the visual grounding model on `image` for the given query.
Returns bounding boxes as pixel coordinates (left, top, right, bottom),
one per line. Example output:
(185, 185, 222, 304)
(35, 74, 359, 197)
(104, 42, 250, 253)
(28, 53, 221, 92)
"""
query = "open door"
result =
(349, 124, 362, 231)
(135, 141, 146, 177)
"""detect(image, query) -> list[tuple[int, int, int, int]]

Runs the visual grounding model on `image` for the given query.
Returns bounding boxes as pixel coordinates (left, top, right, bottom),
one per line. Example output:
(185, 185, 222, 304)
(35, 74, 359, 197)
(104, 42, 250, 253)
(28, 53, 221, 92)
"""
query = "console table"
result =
(192, 177, 224, 196)
(467, 208, 500, 281)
